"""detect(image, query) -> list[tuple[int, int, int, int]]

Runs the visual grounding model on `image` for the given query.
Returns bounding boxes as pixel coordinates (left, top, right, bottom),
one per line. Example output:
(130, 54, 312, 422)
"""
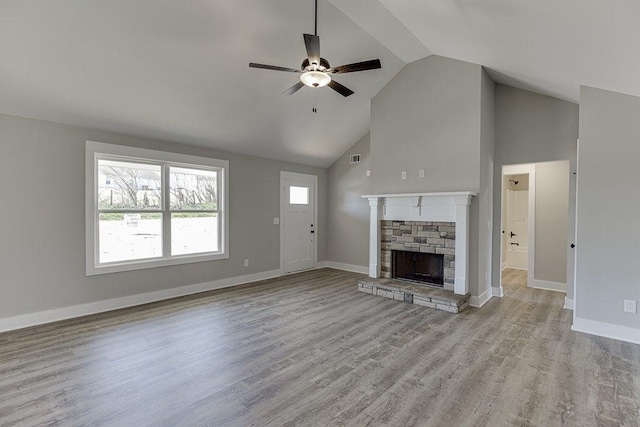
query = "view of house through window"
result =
(98, 160, 163, 263)
(87, 141, 228, 275)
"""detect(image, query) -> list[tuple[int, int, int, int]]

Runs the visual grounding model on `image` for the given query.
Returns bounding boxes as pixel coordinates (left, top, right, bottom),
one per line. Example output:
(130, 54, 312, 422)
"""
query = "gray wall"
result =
(0, 113, 327, 319)
(370, 56, 482, 194)
(535, 161, 570, 284)
(576, 86, 640, 329)
(326, 133, 371, 268)
(492, 85, 578, 298)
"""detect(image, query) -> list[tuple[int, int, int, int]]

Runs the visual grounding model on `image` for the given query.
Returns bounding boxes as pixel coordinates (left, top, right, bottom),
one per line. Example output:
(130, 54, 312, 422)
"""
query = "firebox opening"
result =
(392, 250, 444, 287)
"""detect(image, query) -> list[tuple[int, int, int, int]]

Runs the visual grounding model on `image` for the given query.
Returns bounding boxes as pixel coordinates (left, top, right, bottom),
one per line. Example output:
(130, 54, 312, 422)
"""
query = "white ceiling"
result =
(3, 1, 640, 167)
(0, 0, 404, 167)
(340, 0, 640, 104)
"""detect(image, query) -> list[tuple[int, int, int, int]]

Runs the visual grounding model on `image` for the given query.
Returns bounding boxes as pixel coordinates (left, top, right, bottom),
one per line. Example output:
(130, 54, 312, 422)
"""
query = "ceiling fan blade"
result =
(328, 80, 354, 97)
(249, 63, 300, 73)
(329, 59, 381, 74)
(303, 34, 321, 67)
(282, 81, 305, 95)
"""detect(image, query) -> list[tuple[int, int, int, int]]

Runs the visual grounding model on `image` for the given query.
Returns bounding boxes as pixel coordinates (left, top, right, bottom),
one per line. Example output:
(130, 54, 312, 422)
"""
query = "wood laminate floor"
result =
(1, 268, 639, 426)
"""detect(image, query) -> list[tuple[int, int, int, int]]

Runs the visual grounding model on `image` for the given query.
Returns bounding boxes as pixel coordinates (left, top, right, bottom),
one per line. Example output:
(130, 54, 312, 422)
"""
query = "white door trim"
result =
(280, 171, 318, 275)
(572, 139, 580, 317)
(500, 163, 536, 293)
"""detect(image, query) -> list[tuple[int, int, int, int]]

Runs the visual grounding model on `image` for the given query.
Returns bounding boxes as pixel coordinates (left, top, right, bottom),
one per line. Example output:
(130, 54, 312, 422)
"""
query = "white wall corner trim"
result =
(492, 286, 504, 298)
(563, 297, 574, 310)
(0, 269, 281, 334)
(470, 288, 492, 308)
(323, 262, 369, 274)
(572, 317, 640, 345)
(531, 279, 566, 292)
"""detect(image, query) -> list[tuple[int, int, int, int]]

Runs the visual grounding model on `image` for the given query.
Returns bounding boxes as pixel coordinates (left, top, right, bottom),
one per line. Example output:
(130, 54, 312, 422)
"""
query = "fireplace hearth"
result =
(393, 250, 444, 287)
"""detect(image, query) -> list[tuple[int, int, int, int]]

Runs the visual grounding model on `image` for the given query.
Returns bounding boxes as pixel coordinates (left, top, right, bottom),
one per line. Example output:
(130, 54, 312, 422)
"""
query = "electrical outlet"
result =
(401, 171, 407, 180)
(624, 299, 637, 313)
(419, 170, 425, 178)
(244, 259, 249, 267)
(273, 217, 279, 225)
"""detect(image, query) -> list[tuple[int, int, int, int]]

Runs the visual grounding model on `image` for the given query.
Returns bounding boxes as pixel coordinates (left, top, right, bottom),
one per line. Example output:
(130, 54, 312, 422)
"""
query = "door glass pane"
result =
(98, 160, 161, 210)
(290, 186, 309, 205)
(99, 213, 162, 263)
(171, 213, 219, 255)
(170, 167, 218, 210)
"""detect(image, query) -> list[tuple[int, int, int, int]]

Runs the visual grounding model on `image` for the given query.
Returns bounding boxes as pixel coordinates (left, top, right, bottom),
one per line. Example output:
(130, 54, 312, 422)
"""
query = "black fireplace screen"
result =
(392, 250, 444, 286)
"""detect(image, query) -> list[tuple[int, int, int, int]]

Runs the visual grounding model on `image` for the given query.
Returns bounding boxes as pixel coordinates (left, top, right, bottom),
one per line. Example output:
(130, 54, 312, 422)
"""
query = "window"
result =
(86, 141, 228, 275)
(289, 186, 309, 205)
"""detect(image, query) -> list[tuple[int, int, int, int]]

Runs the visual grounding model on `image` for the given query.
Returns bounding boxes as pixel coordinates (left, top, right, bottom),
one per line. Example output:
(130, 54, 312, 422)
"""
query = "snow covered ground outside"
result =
(99, 216, 218, 263)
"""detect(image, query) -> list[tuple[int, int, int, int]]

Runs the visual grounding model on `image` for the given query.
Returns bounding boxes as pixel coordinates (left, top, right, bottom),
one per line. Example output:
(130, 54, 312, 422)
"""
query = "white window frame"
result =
(86, 141, 229, 276)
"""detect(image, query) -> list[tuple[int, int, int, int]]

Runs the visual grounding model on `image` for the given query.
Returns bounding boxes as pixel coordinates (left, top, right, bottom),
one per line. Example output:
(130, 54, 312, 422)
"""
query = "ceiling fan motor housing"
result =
(301, 58, 330, 71)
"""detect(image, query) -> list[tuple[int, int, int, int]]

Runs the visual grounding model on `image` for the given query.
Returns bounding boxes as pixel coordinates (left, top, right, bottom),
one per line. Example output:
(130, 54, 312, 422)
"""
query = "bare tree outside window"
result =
(170, 167, 218, 211)
(98, 160, 161, 210)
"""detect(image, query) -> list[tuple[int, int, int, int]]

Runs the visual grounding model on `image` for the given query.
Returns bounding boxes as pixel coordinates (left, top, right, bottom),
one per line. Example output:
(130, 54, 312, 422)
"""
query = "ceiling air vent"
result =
(349, 154, 361, 164)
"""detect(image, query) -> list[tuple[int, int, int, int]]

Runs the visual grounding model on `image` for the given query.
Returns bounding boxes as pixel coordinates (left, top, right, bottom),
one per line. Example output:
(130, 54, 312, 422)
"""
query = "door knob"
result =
(510, 231, 517, 238)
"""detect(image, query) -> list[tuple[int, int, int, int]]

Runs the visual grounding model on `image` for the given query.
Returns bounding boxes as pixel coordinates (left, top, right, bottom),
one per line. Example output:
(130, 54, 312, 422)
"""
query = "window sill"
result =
(86, 252, 228, 276)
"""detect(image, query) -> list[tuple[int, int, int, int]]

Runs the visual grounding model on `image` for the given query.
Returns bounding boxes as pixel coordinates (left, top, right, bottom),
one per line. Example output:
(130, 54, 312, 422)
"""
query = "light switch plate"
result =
(273, 217, 279, 225)
(401, 171, 407, 180)
(366, 169, 371, 177)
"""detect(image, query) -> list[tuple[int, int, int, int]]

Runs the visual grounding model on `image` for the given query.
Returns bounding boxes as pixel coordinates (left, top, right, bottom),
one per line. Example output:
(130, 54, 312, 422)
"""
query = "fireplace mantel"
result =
(362, 192, 476, 295)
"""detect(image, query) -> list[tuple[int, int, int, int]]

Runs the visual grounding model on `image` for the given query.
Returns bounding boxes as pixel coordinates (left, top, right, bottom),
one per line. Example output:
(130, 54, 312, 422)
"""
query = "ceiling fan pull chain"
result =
(313, 89, 317, 113)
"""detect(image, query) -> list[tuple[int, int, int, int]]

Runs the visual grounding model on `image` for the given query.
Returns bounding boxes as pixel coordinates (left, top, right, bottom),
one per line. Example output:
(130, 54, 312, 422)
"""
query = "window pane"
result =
(170, 167, 218, 210)
(290, 186, 309, 205)
(99, 213, 162, 263)
(98, 160, 161, 210)
(171, 213, 218, 255)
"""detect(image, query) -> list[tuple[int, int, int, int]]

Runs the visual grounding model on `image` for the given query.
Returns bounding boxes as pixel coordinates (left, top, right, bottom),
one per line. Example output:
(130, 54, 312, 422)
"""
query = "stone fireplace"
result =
(380, 220, 455, 290)
(362, 192, 475, 296)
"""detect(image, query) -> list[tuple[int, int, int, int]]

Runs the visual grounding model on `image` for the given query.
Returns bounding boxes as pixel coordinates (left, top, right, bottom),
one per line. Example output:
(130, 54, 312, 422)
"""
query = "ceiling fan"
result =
(249, 0, 381, 99)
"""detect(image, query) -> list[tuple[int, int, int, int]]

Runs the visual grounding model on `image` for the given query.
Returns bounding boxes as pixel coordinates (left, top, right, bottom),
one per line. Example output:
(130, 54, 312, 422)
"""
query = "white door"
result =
(281, 172, 316, 273)
(506, 189, 529, 269)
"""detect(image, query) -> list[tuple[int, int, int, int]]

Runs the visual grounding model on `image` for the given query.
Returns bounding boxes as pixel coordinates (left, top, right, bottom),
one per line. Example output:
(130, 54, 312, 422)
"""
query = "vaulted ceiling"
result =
(2, 0, 638, 167)
(333, 0, 640, 104)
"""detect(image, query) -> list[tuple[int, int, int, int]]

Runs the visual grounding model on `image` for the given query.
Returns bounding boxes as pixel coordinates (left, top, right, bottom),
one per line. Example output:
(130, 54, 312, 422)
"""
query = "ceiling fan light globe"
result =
(300, 71, 331, 88)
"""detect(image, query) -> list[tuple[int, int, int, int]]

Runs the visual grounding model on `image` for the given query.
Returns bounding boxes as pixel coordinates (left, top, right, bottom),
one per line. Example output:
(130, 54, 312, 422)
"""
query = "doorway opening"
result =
(499, 161, 571, 297)
(500, 163, 536, 294)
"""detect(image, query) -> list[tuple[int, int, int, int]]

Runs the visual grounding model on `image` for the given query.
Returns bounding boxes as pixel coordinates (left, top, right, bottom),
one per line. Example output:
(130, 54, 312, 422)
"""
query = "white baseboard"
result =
(469, 288, 492, 308)
(572, 317, 640, 345)
(322, 261, 368, 274)
(530, 279, 566, 292)
(501, 261, 507, 271)
(0, 269, 282, 334)
(492, 286, 504, 298)
(563, 297, 574, 310)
